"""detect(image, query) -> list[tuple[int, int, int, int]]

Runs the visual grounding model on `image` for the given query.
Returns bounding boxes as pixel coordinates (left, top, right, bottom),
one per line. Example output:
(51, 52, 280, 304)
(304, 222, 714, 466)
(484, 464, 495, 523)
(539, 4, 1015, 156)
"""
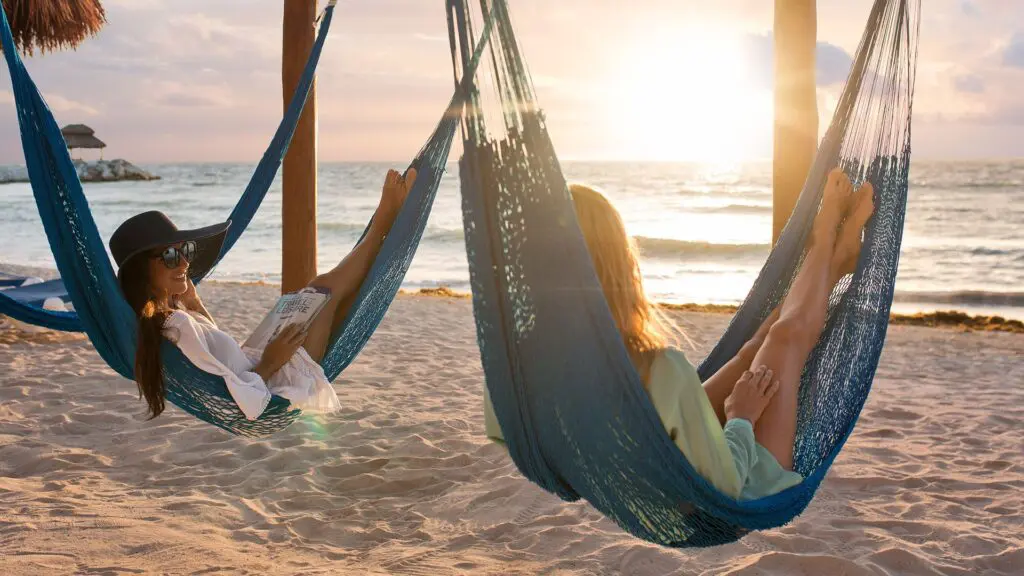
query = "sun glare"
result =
(603, 25, 773, 164)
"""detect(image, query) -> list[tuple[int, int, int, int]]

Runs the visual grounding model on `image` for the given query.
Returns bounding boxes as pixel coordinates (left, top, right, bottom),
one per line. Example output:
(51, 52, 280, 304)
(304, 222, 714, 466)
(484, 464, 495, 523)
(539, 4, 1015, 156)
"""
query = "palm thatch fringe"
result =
(1, 0, 106, 55)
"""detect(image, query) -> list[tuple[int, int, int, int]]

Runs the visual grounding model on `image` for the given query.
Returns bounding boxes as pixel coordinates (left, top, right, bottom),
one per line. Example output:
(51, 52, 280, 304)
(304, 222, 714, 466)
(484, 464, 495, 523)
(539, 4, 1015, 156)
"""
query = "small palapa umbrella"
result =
(1, 0, 106, 55)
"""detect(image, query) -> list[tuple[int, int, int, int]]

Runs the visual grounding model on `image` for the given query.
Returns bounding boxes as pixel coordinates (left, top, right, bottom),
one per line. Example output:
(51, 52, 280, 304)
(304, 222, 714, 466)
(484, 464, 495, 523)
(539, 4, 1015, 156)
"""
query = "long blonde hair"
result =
(569, 183, 678, 384)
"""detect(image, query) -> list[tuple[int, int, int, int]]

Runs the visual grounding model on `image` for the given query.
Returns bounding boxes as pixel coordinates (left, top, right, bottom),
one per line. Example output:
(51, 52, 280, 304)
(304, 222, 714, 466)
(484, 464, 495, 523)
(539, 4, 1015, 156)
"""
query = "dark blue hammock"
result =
(0, 275, 79, 331)
(0, 3, 337, 334)
(452, 0, 919, 546)
(0, 3, 495, 437)
(0, 277, 69, 307)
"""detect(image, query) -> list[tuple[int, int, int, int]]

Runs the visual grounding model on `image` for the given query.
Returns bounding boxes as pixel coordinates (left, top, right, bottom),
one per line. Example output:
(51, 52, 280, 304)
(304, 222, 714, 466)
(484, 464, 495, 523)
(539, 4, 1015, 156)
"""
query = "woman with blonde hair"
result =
(484, 168, 874, 500)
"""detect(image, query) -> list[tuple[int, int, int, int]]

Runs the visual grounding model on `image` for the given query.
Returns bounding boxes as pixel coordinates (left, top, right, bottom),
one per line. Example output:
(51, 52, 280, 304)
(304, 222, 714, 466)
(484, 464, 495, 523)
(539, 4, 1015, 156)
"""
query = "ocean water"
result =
(1, 160, 1021, 320)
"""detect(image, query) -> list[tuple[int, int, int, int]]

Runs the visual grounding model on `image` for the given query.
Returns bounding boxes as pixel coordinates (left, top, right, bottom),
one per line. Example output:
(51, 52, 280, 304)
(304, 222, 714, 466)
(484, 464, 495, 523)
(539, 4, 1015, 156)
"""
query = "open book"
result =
(242, 286, 332, 350)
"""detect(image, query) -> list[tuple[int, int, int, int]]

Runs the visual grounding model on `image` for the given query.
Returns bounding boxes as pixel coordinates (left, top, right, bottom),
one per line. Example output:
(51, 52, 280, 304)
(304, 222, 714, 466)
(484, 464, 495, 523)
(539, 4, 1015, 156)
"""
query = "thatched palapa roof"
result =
(61, 124, 105, 150)
(1, 0, 107, 56)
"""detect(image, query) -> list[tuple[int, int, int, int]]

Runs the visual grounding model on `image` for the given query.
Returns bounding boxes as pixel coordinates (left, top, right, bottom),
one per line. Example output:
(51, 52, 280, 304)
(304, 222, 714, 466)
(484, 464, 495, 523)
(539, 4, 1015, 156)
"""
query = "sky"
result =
(1, 0, 1022, 164)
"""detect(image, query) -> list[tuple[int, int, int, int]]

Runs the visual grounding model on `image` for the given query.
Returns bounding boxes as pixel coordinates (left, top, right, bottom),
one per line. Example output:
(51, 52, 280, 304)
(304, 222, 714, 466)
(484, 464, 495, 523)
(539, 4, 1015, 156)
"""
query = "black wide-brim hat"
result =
(109, 210, 230, 285)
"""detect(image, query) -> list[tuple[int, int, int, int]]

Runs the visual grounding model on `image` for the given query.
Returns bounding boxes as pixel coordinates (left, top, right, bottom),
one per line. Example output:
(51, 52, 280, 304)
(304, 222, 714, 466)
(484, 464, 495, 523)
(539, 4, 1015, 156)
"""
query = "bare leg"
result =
(751, 170, 874, 470)
(831, 182, 876, 283)
(302, 236, 384, 363)
(704, 179, 874, 425)
(329, 291, 359, 334)
(300, 167, 416, 363)
(704, 179, 875, 433)
(702, 307, 780, 426)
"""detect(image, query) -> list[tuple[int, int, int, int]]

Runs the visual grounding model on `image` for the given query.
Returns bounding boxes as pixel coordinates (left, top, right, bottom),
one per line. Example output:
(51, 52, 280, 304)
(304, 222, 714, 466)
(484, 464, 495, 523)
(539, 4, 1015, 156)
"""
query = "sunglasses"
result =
(151, 240, 197, 270)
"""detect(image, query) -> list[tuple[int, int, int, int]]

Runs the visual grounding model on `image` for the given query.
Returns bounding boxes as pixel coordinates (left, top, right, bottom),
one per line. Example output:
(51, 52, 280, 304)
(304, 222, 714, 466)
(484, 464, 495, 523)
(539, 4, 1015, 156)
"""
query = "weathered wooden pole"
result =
(773, 0, 818, 244)
(281, 0, 318, 293)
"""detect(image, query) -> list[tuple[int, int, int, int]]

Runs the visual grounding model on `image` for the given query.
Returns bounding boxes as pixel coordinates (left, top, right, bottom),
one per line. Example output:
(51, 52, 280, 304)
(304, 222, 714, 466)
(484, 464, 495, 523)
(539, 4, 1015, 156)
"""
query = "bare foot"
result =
(831, 181, 875, 280)
(811, 168, 854, 249)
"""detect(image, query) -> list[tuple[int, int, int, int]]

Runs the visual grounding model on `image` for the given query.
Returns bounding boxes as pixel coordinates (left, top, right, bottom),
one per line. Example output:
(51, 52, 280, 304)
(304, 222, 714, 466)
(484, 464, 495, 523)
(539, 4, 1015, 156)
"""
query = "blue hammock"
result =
(0, 277, 70, 307)
(1, 3, 495, 437)
(0, 3, 339, 334)
(0, 276, 80, 330)
(452, 0, 919, 546)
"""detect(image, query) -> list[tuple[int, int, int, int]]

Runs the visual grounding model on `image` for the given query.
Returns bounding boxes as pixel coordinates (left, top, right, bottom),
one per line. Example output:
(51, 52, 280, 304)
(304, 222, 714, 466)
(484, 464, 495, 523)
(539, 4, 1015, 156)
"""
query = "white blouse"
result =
(162, 310, 341, 420)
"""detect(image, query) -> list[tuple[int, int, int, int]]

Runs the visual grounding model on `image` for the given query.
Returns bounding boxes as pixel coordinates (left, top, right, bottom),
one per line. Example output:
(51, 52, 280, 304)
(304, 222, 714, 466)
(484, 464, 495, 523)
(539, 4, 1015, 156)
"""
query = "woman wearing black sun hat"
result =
(110, 167, 416, 421)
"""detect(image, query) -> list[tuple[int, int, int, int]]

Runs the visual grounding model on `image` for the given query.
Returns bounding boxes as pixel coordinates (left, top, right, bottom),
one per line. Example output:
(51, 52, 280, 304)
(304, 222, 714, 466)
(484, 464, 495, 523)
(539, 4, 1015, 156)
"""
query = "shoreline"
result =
(403, 286, 1024, 334)
(1, 260, 1021, 334)
(4, 261, 1019, 332)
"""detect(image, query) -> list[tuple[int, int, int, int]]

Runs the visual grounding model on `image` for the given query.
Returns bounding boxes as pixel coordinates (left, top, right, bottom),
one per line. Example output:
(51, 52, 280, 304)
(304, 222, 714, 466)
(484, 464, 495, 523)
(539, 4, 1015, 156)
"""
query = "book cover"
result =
(242, 286, 332, 350)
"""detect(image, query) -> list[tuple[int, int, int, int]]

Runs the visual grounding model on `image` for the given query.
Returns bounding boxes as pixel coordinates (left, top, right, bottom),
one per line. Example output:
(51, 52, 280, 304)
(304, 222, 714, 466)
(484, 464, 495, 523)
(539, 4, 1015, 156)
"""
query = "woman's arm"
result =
(165, 311, 271, 420)
(179, 277, 214, 322)
(701, 306, 780, 426)
(253, 324, 306, 382)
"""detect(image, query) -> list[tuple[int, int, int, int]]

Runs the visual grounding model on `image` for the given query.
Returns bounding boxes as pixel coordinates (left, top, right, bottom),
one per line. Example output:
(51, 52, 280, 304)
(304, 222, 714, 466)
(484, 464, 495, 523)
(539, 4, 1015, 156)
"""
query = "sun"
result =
(602, 24, 773, 164)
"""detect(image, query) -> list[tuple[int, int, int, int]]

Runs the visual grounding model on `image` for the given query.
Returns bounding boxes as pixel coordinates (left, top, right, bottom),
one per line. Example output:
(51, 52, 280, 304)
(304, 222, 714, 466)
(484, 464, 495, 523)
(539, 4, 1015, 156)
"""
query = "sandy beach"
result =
(2, 0, 1021, 572)
(0, 275, 1020, 575)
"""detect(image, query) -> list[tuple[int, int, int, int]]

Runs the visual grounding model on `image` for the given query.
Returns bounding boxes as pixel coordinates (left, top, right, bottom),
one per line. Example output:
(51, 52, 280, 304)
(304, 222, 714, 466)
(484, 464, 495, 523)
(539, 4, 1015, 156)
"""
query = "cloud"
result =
(921, 104, 1024, 126)
(1003, 33, 1024, 68)
(1, 0, 1021, 163)
(46, 95, 100, 116)
(170, 13, 250, 44)
(158, 13, 277, 64)
(155, 93, 229, 108)
(982, 105, 1024, 124)
(815, 42, 855, 85)
(143, 79, 234, 109)
(953, 74, 986, 93)
(102, 0, 164, 7)
(741, 33, 854, 88)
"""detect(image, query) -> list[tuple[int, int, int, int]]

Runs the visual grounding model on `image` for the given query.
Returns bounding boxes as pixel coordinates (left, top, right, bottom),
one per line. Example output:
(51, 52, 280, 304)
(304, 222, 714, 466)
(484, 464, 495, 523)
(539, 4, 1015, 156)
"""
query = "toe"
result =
(851, 183, 876, 226)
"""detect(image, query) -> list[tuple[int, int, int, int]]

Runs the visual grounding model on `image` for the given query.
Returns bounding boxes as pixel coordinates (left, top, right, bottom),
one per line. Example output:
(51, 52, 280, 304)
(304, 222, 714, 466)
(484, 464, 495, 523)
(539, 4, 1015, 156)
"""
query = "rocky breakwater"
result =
(0, 159, 159, 184)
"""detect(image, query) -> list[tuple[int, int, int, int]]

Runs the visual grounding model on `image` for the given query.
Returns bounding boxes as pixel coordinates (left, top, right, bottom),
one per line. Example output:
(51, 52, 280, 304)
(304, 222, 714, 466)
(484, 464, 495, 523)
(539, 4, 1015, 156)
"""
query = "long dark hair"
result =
(119, 254, 172, 418)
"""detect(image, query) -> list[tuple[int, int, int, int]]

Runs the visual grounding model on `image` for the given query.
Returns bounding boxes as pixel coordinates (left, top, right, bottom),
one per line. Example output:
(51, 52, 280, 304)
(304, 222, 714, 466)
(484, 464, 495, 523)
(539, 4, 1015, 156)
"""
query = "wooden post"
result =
(773, 0, 818, 244)
(281, 0, 318, 293)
